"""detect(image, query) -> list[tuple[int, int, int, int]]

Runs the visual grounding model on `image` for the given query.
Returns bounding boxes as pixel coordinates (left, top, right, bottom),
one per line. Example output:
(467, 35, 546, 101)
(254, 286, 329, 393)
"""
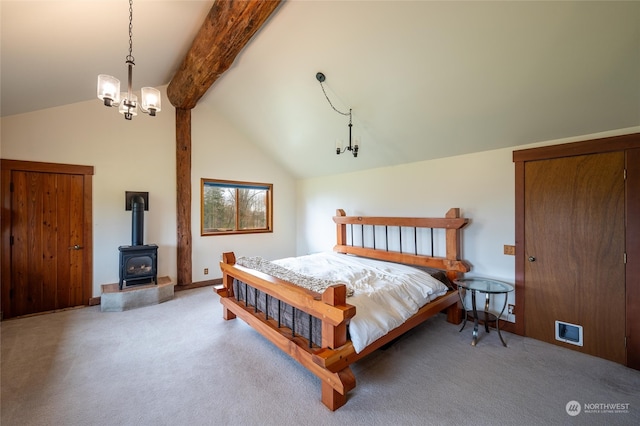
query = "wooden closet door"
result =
(524, 152, 626, 364)
(627, 148, 640, 369)
(10, 170, 86, 317)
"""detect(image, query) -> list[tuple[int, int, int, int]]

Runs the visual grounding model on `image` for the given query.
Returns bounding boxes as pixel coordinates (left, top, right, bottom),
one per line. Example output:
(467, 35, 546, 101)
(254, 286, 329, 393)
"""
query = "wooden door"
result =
(627, 148, 640, 369)
(1, 160, 93, 319)
(524, 152, 626, 364)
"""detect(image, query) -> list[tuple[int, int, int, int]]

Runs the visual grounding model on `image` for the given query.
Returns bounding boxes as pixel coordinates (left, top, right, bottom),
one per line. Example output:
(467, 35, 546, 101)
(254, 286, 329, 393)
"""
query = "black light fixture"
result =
(316, 72, 359, 157)
(97, 0, 161, 120)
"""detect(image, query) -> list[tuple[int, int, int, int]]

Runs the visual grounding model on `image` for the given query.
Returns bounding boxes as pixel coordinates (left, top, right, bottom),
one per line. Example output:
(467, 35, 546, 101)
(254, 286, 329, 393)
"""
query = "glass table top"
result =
(455, 278, 514, 294)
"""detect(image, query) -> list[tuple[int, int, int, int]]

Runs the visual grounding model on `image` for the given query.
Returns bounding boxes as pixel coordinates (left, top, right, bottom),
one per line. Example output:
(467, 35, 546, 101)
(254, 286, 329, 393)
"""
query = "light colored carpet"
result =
(2, 287, 639, 426)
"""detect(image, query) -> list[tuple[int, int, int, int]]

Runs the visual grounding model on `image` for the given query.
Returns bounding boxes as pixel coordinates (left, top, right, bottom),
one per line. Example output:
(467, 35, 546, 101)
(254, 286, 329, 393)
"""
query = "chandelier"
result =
(97, 0, 161, 120)
(316, 72, 358, 157)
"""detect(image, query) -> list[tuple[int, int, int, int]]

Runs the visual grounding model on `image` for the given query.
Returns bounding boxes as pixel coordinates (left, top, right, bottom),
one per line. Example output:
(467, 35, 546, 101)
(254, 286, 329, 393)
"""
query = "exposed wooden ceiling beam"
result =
(169, 0, 282, 287)
(167, 0, 283, 110)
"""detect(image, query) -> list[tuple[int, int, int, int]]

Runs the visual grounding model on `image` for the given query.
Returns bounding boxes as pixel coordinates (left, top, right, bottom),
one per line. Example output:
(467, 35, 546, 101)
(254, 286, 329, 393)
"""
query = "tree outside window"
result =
(201, 179, 273, 235)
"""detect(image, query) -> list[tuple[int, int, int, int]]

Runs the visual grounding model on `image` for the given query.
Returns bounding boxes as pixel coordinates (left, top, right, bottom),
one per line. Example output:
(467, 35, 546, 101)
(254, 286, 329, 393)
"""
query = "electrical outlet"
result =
(508, 304, 515, 315)
(204, 268, 209, 275)
(504, 245, 516, 255)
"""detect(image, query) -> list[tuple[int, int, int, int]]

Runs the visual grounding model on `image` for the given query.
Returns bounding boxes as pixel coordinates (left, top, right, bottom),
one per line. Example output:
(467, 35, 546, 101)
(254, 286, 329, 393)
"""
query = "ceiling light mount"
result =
(97, 0, 161, 120)
(316, 72, 358, 158)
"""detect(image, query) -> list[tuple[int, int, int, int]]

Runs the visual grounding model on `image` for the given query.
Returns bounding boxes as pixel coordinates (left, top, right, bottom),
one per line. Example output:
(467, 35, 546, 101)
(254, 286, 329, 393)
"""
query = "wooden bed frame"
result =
(216, 208, 470, 410)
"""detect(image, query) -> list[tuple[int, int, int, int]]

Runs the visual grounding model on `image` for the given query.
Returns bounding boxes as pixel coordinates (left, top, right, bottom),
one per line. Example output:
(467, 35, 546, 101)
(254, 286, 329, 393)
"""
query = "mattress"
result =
(234, 252, 451, 353)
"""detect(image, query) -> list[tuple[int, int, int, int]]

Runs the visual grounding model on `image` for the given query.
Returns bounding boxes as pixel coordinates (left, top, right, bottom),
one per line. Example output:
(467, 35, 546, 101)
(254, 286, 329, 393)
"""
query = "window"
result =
(201, 179, 273, 235)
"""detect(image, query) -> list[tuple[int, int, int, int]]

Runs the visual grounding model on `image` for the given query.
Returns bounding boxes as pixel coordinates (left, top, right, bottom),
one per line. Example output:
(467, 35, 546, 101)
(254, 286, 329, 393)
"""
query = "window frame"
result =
(200, 178, 273, 236)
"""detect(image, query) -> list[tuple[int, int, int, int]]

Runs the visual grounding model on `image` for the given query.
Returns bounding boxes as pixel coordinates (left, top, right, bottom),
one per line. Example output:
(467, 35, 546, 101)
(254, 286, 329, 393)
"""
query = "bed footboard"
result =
(217, 252, 357, 410)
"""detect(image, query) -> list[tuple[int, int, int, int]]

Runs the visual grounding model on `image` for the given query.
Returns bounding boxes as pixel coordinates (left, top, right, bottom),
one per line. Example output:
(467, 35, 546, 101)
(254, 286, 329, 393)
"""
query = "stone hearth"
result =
(101, 276, 175, 312)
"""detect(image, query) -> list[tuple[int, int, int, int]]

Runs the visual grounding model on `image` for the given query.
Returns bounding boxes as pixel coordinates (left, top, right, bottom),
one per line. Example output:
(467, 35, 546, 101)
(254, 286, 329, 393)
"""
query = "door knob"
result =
(69, 245, 83, 250)
(528, 256, 536, 262)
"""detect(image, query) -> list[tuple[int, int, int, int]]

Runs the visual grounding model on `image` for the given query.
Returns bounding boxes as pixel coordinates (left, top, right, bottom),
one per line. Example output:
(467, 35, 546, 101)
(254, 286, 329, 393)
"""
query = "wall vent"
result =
(555, 320, 583, 346)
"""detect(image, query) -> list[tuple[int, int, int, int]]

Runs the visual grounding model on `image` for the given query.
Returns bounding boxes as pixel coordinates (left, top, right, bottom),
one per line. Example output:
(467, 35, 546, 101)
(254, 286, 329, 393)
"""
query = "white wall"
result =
(296, 148, 516, 280)
(1, 86, 297, 296)
(296, 126, 640, 320)
(190, 103, 297, 282)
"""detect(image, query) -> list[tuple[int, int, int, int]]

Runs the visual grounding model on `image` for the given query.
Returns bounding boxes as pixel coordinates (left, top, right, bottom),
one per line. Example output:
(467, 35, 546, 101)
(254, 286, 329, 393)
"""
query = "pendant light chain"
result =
(126, 0, 135, 64)
(318, 81, 350, 117)
(318, 79, 353, 134)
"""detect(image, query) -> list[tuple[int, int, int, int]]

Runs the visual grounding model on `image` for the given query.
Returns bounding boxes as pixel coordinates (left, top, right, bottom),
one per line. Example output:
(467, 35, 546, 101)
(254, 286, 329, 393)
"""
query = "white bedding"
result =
(272, 252, 448, 353)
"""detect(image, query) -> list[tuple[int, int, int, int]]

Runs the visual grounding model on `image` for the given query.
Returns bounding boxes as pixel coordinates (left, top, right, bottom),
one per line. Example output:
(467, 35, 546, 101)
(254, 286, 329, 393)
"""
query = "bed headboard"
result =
(333, 208, 471, 281)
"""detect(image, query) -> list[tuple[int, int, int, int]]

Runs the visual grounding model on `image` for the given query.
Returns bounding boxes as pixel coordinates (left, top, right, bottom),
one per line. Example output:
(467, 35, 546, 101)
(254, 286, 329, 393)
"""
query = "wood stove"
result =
(119, 244, 158, 289)
(118, 192, 158, 290)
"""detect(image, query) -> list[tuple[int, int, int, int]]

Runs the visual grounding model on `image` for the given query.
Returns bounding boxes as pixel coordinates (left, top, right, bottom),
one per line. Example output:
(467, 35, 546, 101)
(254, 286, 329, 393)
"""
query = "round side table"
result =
(455, 278, 514, 346)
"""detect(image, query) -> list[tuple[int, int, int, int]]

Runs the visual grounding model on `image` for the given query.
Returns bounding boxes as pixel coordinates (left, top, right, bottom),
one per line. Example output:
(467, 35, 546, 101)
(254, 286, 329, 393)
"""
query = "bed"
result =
(215, 208, 470, 410)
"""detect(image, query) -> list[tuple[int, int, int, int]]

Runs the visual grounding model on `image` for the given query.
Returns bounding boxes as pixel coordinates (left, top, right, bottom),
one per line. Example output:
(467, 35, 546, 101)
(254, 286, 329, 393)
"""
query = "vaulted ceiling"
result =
(2, 1, 639, 178)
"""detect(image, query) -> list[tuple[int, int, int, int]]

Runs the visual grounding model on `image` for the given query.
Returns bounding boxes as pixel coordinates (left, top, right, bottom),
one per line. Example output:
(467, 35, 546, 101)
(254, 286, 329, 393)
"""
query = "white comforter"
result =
(272, 252, 448, 353)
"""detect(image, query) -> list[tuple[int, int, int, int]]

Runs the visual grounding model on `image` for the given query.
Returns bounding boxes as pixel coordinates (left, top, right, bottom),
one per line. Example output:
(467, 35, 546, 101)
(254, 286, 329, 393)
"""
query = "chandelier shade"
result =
(140, 87, 161, 116)
(97, 74, 121, 107)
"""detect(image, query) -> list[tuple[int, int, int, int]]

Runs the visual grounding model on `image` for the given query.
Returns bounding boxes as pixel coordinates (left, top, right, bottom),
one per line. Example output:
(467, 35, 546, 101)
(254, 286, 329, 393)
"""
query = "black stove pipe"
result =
(131, 195, 145, 246)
